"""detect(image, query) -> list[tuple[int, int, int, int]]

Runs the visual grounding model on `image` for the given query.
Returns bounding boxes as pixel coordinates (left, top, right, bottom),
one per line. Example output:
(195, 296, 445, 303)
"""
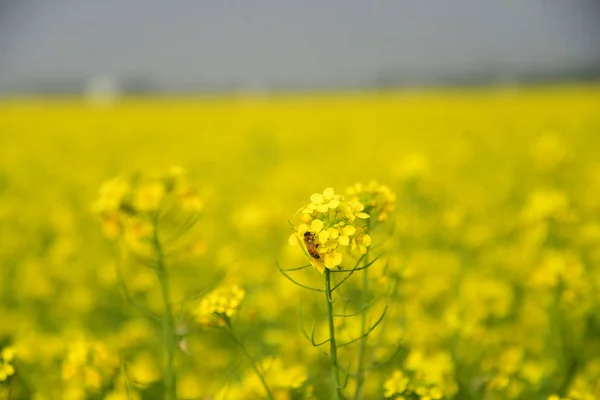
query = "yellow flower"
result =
(92, 177, 130, 214)
(133, 181, 165, 212)
(310, 187, 341, 212)
(177, 184, 204, 212)
(61, 340, 118, 390)
(351, 230, 372, 255)
(1, 347, 15, 362)
(338, 225, 356, 246)
(0, 363, 14, 382)
(0, 347, 15, 382)
(194, 285, 245, 327)
(383, 370, 409, 398)
(342, 200, 370, 221)
(291, 188, 370, 273)
(324, 250, 343, 269)
(311, 219, 324, 233)
(346, 180, 396, 223)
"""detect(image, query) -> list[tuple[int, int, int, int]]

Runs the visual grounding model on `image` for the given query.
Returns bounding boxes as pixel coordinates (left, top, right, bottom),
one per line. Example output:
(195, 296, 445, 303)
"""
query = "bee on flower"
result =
(289, 188, 371, 273)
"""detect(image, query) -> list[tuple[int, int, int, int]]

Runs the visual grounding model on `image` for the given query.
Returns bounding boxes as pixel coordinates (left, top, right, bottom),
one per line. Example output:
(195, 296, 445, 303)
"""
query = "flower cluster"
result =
(61, 339, 119, 394)
(289, 188, 371, 273)
(194, 285, 245, 327)
(92, 166, 204, 244)
(383, 369, 445, 400)
(384, 351, 457, 400)
(346, 180, 396, 223)
(0, 347, 15, 382)
(383, 370, 409, 398)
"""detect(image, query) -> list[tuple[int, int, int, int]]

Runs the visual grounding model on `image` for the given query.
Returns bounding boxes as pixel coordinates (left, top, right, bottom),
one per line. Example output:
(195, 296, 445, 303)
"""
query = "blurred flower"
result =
(61, 339, 118, 391)
(521, 189, 569, 223)
(346, 180, 396, 223)
(133, 181, 165, 212)
(383, 370, 409, 398)
(92, 167, 205, 252)
(194, 285, 245, 327)
(0, 347, 15, 382)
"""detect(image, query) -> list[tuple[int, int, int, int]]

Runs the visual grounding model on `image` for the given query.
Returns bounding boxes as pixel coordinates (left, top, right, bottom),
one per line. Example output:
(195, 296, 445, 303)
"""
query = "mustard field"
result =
(1, 86, 600, 399)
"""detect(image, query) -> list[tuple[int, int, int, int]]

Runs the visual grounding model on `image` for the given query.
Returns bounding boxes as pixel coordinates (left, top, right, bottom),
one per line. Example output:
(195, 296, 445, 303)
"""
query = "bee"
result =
(303, 231, 320, 260)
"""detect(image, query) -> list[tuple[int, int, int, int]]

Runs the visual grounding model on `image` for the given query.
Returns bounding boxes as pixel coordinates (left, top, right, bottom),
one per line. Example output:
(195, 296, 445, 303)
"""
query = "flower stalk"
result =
(224, 324, 275, 400)
(325, 269, 342, 400)
(152, 216, 177, 400)
(353, 248, 370, 400)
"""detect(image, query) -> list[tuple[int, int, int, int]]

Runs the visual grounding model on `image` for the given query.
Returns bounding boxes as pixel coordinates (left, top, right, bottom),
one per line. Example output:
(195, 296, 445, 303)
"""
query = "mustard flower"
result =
(133, 181, 165, 212)
(350, 227, 372, 255)
(346, 180, 396, 223)
(383, 370, 409, 398)
(0, 347, 15, 382)
(194, 285, 245, 327)
(61, 339, 118, 390)
(289, 188, 371, 273)
(93, 167, 204, 244)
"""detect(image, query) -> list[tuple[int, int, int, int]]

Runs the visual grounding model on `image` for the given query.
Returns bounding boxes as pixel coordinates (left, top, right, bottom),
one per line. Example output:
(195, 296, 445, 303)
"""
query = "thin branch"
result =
(132, 254, 159, 270)
(338, 305, 388, 348)
(114, 249, 160, 322)
(165, 213, 202, 244)
(337, 362, 359, 379)
(332, 255, 380, 292)
(300, 305, 332, 347)
(367, 342, 404, 371)
(341, 360, 351, 389)
(224, 327, 275, 400)
(277, 262, 324, 292)
(279, 264, 311, 272)
(334, 300, 374, 318)
(328, 254, 366, 273)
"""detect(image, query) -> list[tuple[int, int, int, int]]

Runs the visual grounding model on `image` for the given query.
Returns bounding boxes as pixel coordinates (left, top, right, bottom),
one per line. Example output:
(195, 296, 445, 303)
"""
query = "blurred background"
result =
(0, 0, 599, 96)
(1, 2, 600, 399)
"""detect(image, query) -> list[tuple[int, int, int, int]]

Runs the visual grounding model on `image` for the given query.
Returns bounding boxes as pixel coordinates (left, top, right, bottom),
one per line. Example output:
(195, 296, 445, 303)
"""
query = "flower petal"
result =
(297, 223, 309, 234)
(322, 187, 335, 199)
(317, 204, 329, 213)
(327, 227, 339, 239)
(333, 251, 343, 266)
(362, 234, 372, 246)
(324, 253, 337, 269)
(288, 234, 298, 246)
(344, 225, 356, 236)
(318, 230, 330, 244)
(338, 235, 350, 246)
(356, 212, 370, 219)
(311, 259, 325, 274)
(328, 198, 340, 209)
(310, 193, 324, 204)
(311, 219, 324, 233)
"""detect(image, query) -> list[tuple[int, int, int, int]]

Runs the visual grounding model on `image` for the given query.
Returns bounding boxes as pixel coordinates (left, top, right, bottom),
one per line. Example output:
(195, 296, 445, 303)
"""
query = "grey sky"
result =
(0, 0, 599, 90)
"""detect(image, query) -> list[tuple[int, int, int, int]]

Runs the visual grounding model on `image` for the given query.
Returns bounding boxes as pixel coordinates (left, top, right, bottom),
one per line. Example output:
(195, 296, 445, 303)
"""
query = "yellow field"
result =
(1, 86, 599, 399)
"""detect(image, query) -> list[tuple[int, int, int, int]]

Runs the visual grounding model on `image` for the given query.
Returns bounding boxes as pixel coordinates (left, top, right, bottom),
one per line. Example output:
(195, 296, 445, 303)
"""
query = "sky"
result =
(0, 0, 599, 91)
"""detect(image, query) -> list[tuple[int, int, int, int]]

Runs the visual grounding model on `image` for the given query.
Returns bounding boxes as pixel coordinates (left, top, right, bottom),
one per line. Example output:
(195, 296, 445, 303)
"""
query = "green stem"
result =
(325, 269, 342, 400)
(226, 327, 274, 400)
(152, 219, 177, 400)
(353, 251, 369, 400)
